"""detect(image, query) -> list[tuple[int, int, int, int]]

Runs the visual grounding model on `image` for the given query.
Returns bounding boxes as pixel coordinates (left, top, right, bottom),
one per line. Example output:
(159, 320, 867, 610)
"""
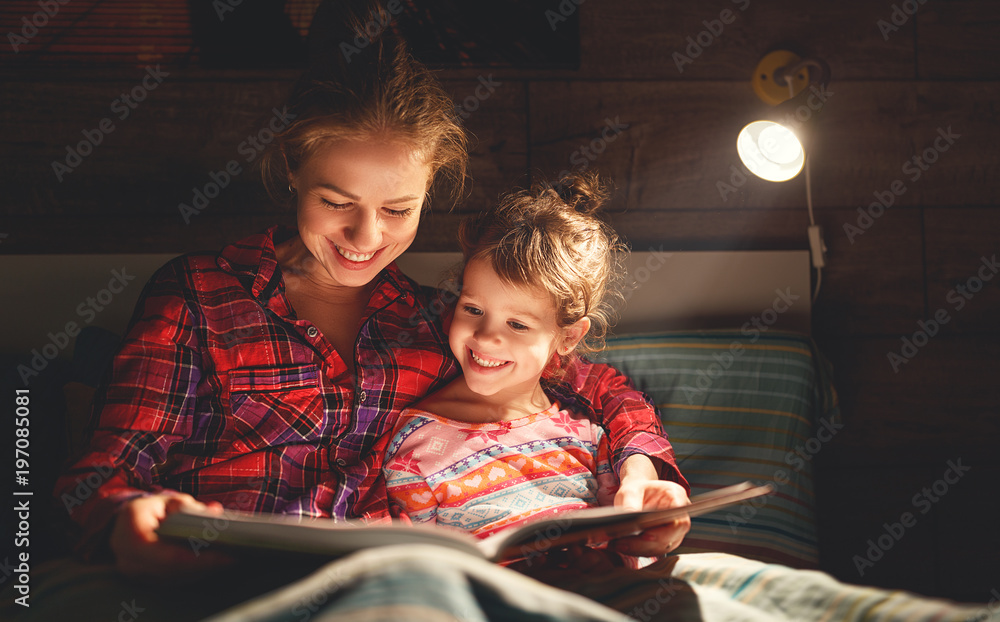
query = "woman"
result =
(52, 6, 689, 589)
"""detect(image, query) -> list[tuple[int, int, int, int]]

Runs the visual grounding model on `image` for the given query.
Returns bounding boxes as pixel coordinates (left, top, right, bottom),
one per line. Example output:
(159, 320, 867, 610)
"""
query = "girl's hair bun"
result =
(548, 171, 609, 215)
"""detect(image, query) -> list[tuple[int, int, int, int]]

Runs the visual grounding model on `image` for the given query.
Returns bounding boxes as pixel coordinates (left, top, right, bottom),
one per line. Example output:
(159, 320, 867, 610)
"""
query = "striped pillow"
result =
(595, 330, 839, 569)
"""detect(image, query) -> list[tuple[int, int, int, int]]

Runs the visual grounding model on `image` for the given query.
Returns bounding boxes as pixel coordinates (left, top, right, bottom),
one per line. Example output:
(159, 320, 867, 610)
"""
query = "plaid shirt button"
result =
(306, 326, 319, 338)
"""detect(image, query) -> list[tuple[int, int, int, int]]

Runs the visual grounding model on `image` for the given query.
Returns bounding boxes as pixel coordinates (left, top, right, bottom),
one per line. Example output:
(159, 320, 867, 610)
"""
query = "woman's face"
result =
(290, 139, 432, 289)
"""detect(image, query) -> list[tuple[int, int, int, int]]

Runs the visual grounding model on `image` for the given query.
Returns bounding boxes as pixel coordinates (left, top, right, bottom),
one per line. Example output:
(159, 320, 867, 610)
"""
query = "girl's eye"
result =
(463, 305, 482, 316)
(508, 321, 528, 331)
(321, 199, 352, 210)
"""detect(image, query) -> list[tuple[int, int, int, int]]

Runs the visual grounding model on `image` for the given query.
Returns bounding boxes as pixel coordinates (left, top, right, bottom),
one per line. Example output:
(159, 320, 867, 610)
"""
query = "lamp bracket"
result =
(751, 50, 822, 106)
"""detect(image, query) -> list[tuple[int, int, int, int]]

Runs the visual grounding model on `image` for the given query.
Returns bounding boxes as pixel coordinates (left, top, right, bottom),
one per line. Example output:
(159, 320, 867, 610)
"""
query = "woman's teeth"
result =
(336, 245, 375, 262)
(471, 351, 508, 368)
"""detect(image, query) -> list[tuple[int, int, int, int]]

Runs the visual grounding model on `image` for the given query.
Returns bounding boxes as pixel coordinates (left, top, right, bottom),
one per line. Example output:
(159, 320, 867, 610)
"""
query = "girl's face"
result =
(450, 257, 589, 401)
(290, 139, 431, 289)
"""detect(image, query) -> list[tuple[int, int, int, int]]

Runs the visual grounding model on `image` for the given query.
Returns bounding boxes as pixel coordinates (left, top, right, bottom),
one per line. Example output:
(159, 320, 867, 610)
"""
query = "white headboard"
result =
(1, 250, 810, 358)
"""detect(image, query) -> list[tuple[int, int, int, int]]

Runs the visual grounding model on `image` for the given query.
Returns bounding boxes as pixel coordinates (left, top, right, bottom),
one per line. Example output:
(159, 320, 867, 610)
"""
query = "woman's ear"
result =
(559, 317, 591, 355)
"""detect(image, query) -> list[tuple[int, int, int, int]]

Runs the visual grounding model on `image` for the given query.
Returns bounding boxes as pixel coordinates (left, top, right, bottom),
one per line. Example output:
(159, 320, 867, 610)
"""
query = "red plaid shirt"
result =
(56, 226, 685, 557)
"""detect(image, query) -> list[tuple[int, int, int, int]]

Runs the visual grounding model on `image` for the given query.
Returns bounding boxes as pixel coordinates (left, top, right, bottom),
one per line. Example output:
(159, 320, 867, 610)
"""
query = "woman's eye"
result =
(321, 199, 352, 210)
(384, 207, 415, 218)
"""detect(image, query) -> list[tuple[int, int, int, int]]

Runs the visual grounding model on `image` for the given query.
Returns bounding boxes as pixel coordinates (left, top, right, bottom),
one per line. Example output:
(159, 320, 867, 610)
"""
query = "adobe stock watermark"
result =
(7, 0, 70, 53)
(545, 0, 586, 31)
(514, 514, 576, 567)
(619, 247, 675, 306)
(966, 588, 1000, 622)
(51, 65, 170, 182)
(290, 565, 352, 622)
(184, 477, 270, 556)
(553, 116, 630, 182)
(340, 0, 403, 62)
(16, 267, 136, 385)
(60, 462, 115, 516)
(114, 599, 146, 622)
(628, 576, 681, 622)
(844, 125, 960, 244)
(453, 75, 502, 121)
(179, 106, 296, 223)
(853, 458, 970, 577)
(680, 286, 800, 404)
(213, 0, 248, 21)
(672, 0, 751, 74)
(725, 416, 842, 533)
(877, 0, 929, 41)
(887, 254, 998, 373)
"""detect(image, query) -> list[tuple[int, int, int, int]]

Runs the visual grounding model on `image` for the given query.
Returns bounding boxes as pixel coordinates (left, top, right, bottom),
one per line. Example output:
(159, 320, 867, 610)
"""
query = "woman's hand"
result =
(611, 454, 692, 557)
(110, 491, 235, 582)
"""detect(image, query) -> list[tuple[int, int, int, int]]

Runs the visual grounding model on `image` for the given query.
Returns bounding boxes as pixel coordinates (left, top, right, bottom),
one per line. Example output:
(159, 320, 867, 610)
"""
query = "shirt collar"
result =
(216, 224, 286, 300)
(368, 260, 420, 310)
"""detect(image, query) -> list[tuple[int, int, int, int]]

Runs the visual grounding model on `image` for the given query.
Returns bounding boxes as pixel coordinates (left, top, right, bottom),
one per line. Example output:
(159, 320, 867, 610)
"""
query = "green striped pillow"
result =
(595, 330, 839, 569)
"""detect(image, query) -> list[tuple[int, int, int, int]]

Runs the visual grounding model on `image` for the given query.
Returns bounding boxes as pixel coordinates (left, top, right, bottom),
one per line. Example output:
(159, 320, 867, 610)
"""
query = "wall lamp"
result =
(737, 50, 831, 301)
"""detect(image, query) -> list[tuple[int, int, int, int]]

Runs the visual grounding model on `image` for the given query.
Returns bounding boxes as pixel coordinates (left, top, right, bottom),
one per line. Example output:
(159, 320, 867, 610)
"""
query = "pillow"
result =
(594, 330, 839, 569)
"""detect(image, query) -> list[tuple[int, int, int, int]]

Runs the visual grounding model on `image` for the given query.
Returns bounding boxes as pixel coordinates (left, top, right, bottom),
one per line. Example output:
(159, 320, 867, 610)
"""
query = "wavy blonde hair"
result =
(259, 2, 468, 210)
(458, 172, 626, 359)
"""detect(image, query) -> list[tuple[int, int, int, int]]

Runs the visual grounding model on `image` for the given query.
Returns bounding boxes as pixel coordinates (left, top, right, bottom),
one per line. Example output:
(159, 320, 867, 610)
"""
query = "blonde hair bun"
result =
(547, 171, 610, 216)
(459, 171, 626, 359)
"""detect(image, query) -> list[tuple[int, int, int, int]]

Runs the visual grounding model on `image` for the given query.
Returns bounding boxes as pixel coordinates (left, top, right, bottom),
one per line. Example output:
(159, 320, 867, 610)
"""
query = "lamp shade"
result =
(737, 120, 805, 182)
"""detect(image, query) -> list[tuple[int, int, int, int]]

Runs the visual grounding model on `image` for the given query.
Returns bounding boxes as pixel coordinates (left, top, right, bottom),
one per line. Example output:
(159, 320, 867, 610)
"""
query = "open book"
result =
(157, 481, 772, 563)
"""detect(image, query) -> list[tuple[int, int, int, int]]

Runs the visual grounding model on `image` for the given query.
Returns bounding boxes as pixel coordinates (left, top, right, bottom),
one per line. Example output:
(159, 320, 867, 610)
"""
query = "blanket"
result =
(205, 547, 996, 622)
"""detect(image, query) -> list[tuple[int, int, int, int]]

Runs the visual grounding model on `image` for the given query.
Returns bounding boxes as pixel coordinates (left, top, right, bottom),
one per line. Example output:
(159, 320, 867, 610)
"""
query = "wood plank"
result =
(1, 1, 919, 81)
(0, 215, 295, 255)
(0, 78, 295, 215)
(528, 81, 1000, 210)
(442, 80, 529, 214)
(815, 466, 938, 597)
(0, 78, 526, 218)
(0, 211, 472, 255)
(0, 208, 807, 254)
(918, 0, 1000, 80)
(605, 208, 811, 251)
(815, 336, 1000, 468)
(817, 462, 1000, 601)
(933, 465, 1000, 602)
(576, 0, 914, 81)
(811, 208, 924, 336)
(923, 207, 1000, 335)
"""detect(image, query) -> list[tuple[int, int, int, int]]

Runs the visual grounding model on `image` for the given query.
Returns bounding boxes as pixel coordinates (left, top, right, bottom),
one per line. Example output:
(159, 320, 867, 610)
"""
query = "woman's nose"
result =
(346, 208, 380, 249)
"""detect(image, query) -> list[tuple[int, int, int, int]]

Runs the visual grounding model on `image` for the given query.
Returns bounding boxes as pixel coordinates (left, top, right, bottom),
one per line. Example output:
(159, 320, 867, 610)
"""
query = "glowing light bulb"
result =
(758, 124, 802, 165)
(737, 121, 806, 182)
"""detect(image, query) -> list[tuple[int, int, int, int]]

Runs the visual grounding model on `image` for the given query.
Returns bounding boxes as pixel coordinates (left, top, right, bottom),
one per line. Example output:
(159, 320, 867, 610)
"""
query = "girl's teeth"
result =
(471, 352, 506, 368)
(336, 245, 375, 262)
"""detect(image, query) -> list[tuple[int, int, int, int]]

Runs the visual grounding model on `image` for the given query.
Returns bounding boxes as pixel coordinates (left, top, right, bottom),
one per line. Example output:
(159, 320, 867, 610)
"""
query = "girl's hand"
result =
(611, 455, 692, 557)
(110, 491, 234, 582)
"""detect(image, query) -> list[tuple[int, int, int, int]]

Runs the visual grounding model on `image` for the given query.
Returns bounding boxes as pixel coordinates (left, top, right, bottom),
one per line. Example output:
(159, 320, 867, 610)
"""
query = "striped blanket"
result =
(204, 546, 997, 622)
(8, 548, 992, 621)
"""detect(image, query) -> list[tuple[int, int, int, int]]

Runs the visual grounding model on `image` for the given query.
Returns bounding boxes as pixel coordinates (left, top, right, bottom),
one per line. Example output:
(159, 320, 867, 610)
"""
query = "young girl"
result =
(383, 173, 691, 568)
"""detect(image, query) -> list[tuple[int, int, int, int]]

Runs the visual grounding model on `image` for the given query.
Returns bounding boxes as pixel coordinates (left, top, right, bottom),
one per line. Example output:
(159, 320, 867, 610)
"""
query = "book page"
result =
(478, 481, 773, 561)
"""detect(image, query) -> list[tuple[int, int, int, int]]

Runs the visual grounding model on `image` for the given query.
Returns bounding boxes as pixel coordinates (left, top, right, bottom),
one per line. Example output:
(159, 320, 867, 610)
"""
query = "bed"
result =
(1, 249, 992, 621)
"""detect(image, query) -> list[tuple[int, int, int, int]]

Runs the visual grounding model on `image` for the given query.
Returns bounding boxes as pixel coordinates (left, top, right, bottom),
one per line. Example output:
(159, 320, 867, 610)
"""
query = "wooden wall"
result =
(3, 0, 999, 602)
